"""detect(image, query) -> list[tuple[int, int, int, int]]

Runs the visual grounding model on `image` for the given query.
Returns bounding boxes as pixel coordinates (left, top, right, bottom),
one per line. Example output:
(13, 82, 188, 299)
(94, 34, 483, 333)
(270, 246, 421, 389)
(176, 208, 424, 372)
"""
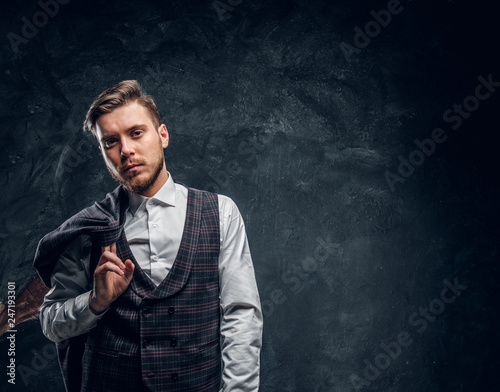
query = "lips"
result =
(123, 163, 143, 173)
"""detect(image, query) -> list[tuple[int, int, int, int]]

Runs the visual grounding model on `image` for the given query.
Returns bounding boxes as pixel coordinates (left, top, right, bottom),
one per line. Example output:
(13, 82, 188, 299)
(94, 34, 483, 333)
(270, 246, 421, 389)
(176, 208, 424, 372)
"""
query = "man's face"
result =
(95, 100, 169, 197)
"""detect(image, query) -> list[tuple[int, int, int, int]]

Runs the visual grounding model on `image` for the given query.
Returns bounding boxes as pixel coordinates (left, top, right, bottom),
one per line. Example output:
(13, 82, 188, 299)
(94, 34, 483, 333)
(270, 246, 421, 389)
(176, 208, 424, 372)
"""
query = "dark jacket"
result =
(34, 185, 222, 392)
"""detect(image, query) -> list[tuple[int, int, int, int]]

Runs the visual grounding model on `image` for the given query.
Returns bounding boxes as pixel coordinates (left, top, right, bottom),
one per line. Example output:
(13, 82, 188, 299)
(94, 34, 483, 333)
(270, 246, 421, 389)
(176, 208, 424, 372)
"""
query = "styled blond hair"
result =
(83, 80, 161, 137)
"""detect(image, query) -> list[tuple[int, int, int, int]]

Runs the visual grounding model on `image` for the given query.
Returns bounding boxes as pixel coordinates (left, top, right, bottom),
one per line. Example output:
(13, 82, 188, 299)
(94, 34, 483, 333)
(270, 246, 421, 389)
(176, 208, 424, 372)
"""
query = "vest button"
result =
(168, 306, 175, 314)
(170, 337, 177, 347)
(142, 339, 150, 348)
(142, 309, 150, 317)
(171, 372, 178, 381)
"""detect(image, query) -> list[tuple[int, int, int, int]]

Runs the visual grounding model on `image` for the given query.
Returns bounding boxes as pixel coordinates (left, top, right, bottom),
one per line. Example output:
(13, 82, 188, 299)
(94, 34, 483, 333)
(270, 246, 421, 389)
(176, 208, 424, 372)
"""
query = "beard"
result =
(107, 150, 165, 195)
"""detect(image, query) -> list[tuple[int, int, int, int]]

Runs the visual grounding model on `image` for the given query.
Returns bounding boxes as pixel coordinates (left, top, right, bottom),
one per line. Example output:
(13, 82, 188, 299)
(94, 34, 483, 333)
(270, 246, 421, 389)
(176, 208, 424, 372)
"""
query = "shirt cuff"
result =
(77, 291, 109, 322)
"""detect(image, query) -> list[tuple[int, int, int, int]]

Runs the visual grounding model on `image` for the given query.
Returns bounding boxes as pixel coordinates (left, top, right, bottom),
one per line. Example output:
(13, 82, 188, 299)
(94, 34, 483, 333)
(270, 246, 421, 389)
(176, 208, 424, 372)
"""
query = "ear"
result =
(158, 124, 169, 148)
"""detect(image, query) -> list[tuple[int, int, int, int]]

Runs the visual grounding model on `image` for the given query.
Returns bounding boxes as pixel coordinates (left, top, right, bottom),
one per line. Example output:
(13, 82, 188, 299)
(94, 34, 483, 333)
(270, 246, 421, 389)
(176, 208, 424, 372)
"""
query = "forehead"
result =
(96, 101, 153, 136)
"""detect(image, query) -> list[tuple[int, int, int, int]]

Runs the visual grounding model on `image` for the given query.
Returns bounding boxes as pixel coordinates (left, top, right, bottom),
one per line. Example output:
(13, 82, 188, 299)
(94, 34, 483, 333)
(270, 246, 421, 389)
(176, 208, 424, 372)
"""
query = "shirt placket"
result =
(146, 199, 162, 284)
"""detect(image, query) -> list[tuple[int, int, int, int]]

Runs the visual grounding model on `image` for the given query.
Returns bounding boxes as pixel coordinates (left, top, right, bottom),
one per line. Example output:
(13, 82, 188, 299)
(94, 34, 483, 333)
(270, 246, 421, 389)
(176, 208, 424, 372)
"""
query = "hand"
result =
(89, 243, 135, 315)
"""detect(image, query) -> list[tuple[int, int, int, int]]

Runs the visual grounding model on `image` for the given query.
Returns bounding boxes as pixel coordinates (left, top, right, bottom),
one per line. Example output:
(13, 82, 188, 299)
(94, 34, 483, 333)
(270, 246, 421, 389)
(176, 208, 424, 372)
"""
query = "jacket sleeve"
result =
(218, 195, 263, 392)
(39, 234, 107, 343)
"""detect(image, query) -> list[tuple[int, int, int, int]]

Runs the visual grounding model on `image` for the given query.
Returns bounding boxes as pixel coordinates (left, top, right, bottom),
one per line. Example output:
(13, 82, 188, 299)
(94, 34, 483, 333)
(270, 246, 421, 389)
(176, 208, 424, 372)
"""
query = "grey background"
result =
(1, 0, 499, 391)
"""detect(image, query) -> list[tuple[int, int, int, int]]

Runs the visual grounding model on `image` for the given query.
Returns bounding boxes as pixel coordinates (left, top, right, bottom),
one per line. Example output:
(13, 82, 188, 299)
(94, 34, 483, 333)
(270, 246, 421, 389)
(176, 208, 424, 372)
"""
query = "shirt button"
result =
(152, 255, 158, 262)
(171, 372, 178, 381)
(168, 307, 175, 314)
(148, 200, 155, 205)
(152, 224, 157, 229)
(142, 339, 150, 348)
(170, 337, 177, 347)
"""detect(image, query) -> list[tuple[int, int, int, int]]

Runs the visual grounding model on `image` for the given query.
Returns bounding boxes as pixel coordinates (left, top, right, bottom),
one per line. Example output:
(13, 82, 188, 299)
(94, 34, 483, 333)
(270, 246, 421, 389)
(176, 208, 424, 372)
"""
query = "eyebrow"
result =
(99, 124, 148, 143)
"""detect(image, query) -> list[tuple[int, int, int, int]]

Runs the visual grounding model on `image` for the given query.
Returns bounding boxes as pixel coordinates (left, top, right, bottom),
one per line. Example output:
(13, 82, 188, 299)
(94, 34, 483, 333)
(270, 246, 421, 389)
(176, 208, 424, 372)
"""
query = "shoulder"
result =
(180, 183, 243, 218)
(174, 181, 245, 220)
(180, 184, 226, 207)
(217, 194, 240, 216)
(216, 194, 245, 238)
(61, 185, 124, 225)
(59, 233, 92, 264)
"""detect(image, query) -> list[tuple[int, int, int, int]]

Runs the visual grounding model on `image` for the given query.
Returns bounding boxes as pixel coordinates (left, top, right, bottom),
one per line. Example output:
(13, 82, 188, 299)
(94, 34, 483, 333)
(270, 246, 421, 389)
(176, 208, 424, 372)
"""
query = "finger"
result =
(98, 251, 125, 269)
(124, 259, 134, 271)
(123, 260, 135, 280)
(95, 262, 124, 276)
(101, 243, 117, 255)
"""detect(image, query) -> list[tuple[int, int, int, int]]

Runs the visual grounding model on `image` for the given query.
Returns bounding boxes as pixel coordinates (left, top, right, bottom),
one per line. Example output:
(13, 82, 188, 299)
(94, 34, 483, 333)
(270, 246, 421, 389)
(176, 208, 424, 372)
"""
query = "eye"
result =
(132, 130, 143, 137)
(104, 138, 118, 149)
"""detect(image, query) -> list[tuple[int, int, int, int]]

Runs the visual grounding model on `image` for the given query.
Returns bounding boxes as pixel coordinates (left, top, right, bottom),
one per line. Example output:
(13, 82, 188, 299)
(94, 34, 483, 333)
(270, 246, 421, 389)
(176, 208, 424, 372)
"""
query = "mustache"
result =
(119, 159, 146, 173)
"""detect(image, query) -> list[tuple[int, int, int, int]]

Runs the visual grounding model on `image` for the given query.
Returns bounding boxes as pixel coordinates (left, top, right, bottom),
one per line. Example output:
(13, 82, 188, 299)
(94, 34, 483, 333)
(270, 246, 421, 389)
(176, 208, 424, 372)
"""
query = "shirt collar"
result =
(127, 171, 176, 215)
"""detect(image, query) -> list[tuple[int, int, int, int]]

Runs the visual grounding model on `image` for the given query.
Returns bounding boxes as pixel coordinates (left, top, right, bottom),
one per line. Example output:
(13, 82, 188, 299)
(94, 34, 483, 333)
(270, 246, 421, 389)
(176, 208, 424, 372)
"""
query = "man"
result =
(33, 80, 263, 392)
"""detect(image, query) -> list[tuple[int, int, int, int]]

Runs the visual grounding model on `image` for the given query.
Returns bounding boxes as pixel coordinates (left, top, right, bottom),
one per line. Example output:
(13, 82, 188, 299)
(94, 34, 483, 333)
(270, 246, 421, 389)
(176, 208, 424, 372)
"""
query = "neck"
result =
(140, 166, 169, 197)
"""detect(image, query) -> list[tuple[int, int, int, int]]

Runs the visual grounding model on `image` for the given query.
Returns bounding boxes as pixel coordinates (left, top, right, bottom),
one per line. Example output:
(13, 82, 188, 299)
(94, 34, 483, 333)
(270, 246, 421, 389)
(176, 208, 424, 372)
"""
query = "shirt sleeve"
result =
(39, 234, 107, 343)
(218, 195, 263, 392)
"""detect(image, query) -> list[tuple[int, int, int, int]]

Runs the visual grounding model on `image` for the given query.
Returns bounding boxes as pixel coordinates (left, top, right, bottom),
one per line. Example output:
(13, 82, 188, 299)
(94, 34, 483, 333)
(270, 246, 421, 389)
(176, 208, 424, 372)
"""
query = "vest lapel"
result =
(116, 237, 156, 298)
(119, 188, 203, 300)
(146, 188, 202, 300)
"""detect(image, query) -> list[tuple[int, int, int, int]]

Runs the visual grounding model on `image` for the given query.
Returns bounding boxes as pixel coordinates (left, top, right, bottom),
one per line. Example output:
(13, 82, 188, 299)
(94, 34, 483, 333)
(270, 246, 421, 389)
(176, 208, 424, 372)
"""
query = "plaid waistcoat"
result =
(34, 185, 221, 392)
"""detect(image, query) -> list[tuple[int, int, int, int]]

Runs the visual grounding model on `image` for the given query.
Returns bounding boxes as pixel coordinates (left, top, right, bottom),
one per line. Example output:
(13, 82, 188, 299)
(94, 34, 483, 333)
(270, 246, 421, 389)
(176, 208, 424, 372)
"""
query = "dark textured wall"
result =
(1, 0, 499, 391)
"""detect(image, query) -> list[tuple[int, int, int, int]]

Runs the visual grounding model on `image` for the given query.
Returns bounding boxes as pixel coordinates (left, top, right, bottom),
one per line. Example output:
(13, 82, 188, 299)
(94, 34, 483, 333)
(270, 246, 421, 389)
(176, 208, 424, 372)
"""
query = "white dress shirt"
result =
(39, 172, 263, 391)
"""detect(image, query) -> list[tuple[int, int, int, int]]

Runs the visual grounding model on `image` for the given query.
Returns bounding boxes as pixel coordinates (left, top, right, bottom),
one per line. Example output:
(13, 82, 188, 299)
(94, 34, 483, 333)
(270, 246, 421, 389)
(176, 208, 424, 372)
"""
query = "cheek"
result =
(103, 151, 120, 168)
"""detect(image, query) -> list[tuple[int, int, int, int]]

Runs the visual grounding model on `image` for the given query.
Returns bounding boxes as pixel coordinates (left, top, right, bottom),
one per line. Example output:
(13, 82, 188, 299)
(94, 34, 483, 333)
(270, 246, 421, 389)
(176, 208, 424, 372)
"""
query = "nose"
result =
(120, 137, 134, 158)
